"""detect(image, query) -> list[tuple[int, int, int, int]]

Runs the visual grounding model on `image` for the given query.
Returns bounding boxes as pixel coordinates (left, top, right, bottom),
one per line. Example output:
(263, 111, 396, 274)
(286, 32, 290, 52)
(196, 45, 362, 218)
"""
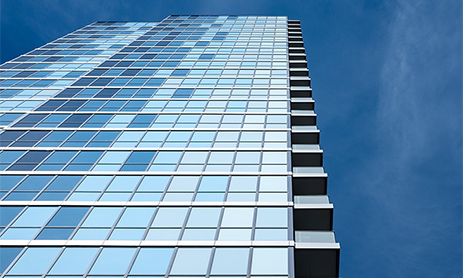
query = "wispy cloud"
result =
(368, 0, 462, 276)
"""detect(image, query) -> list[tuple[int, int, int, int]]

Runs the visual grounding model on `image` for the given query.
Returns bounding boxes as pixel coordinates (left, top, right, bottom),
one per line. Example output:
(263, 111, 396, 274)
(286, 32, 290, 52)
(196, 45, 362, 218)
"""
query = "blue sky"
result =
(1, 0, 462, 277)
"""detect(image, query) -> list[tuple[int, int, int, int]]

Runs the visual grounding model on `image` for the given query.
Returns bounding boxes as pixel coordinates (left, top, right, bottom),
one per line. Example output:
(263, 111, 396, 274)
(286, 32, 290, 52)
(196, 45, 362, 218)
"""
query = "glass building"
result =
(0, 15, 339, 278)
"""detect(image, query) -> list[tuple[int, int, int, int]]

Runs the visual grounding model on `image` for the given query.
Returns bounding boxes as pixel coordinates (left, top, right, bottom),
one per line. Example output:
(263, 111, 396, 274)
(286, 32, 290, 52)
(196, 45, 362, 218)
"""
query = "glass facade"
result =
(0, 15, 339, 277)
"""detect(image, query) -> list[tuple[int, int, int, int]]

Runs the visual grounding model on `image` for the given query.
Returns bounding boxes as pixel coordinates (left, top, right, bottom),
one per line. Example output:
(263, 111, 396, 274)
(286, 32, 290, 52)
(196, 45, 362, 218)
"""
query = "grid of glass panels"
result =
(0, 21, 157, 124)
(0, 15, 293, 277)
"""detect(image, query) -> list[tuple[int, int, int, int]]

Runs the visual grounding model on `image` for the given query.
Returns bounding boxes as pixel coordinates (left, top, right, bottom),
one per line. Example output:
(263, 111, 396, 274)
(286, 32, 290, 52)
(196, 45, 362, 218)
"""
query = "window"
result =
(211, 248, 249, 275)
(251, 248, 288, 275)
(8, 247, 61, 274)
(89, 247, 136, 274)
(130, 248, 174, 274)
(170, 248, 212, 275)
(49, 248, 99, 274)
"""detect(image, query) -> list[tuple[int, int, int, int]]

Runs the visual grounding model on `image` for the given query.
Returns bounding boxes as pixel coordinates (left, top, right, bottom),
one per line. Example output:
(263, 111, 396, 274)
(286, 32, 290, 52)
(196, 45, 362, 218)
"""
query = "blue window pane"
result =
(170, 248, 212, 275)
(254, 228, 288, 240)
(0, 206, 24, 226)
(221, 208, 254, 227)
(256, 208, 287, 227)
(70, 151, 103, 164)
(152, 151, 182, 164)
(229, 176, 258, 191)
(187, 208, 221, 227)
(0, 175, 24, 190)
(211, 248, 249, 275)
(0, 247, 23, 273)
(83, 114, 112, 127)
(82, 207, 123, 227)
(4, 192, 37, 201)
(35, 192, 69, 201)
(12, 207, 57, 227)
(195, 192, 225, 201)
(89, 248, 137, 275)
(137, 176, 170, 191)
(8, 247, 61, 274)
(168, 176, 199, 191)
(151, 208, 188, 227)
(72, 228, 110, 240)
(109, 228, 145, 240)
(145, 228, 181, 240)
(9, 151, 51, 171)
(49, 247, 99, 274)
(59, 114, 91, 127)
(130, 248, 174, 275)
(198, 176, 228, 191)
(45, 176, 83, 191)
(0, 227, 39, 240)
(116, 208, 156, 227)
(41, 151, 77, 164)
(14, 176, 53, 191)
(75, 176, 112, 191)
(106, 176, 141, 192)
(218, 229, 252, 241)
(37, 131, 72, 146)
(36, 228, 74, 240)
(46, 207, 90, 227)
(97, 151, 130, 164)
(182, 228, 216, 240)
(131, 192, 162, 202)
(251, 248, 288, 275)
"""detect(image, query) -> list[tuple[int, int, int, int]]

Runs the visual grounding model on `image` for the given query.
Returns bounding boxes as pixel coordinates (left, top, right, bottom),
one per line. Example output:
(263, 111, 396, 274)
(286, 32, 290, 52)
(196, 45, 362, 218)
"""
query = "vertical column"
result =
(289, 19, 340, 278)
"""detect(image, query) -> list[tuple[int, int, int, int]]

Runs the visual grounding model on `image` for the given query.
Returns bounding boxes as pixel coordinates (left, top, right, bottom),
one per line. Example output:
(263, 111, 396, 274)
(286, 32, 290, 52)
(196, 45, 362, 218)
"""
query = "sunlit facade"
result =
(0, 15, 339, 277)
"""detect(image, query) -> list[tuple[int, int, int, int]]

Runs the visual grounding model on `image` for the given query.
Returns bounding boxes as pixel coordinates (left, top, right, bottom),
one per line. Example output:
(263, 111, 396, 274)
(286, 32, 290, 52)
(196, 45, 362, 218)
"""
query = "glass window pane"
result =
(168, 176, 199, 191)
(130, 248, 174, 275)
(137, 176, 170, 191)
(82, 207, 123, 227)
(106, 176, 142, 192)
(251, 248, 288, 275)
(151, 208, 188, 227)
(259, 176, 287, 191)
(211, 248, 249, 275)
(229, 176, 257, 191)
(256, 208, 287, 227)
(187, 208, 221, 227)
(198, 176, 228, 191)
(49, 247, 99, 274)
(47, 207, 89, 227)
(116, 208, 156, 227)
(12, 207, 57, 227)
(170, 248, 212, 275)
(145, 229, 180, 240)
(0, 247, 23, 273)
(76, 176, 112, 191)
(218, 229, 252, 241)
(89, 248, 137, 275)
(8, 247, 61, 274)
(221, 208, 254, 227)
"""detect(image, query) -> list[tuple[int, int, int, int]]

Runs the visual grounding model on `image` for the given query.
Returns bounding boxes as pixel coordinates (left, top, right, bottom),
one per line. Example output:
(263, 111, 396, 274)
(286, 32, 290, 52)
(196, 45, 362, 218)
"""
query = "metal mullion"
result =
(215, 206, 226, 240)
(29, 174, 64, 202)
(88, 174, 117, 202)
(27, 205, 61, 240)
(140, 202, 162, 240)
(82, 246, 105, 277)
(104, 205, 129, 240)
(0, 205, 28, 238)
(177, 206, 193, 241)
(164, 246, 179, 278)
(157, 175, 174, 204)
(126, 171, 151, 203)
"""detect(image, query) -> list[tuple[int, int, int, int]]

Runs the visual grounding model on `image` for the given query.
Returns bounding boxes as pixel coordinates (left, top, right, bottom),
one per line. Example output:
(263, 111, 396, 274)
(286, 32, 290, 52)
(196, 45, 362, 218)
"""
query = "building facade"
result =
(0, 15, 339, 277)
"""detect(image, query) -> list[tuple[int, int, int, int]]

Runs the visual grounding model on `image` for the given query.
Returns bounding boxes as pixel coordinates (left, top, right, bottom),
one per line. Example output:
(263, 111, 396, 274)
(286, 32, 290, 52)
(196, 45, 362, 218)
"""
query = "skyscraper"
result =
(0, 15, 339, 277)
